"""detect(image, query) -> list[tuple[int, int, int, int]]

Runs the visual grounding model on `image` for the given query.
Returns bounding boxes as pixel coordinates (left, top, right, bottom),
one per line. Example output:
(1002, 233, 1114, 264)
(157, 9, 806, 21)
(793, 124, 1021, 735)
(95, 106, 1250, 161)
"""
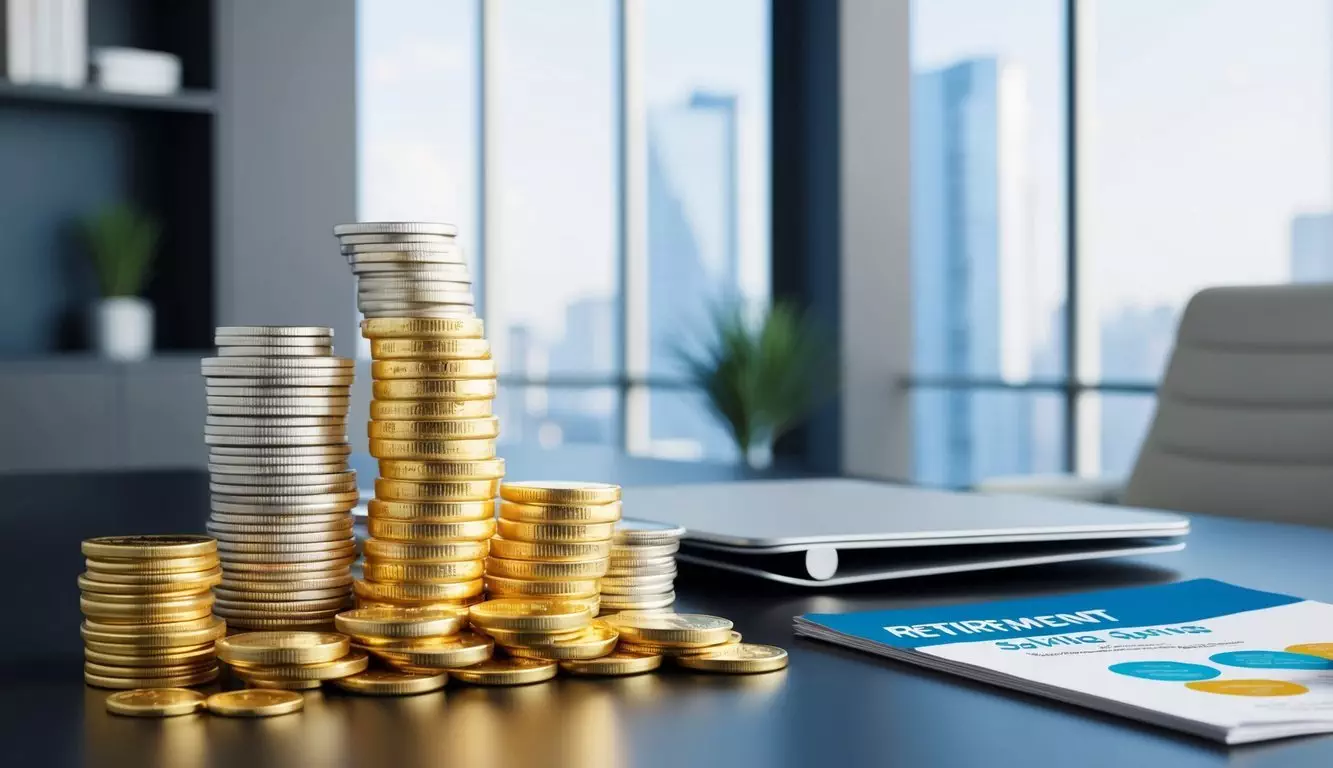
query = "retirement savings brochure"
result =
(794, 579, 1333, 744)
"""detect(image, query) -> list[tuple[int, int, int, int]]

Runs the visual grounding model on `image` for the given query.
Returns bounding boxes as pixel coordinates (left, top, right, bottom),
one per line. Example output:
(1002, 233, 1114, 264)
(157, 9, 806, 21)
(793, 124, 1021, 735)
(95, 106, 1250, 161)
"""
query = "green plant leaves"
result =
(83, 204, 162, 297)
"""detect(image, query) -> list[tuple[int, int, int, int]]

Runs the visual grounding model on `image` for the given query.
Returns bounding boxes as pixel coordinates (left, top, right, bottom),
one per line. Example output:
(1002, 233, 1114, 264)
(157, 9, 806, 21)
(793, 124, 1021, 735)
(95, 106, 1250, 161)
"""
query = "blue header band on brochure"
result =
(802, 579, 1302, 649)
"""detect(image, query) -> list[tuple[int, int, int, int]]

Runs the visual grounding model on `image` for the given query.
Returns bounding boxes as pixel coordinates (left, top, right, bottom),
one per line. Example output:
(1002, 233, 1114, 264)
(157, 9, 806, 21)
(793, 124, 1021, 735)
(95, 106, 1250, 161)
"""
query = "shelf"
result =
(0, 81, 216, 114)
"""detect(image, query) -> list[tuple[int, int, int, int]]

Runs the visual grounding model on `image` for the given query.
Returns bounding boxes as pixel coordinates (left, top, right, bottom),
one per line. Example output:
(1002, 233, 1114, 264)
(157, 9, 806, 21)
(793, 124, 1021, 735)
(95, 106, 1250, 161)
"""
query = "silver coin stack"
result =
(202, 326, 357, 629)
(599, 520, 686, 615)
(338, 221, 476, 319)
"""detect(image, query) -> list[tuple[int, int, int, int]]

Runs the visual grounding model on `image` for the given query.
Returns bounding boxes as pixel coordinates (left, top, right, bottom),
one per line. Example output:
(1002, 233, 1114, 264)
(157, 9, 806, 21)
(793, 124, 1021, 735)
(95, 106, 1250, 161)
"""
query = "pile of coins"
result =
(79, 535, 226, 689)
(468, 598, 611, 673)
(601, 520, 685, 615)
(202, 326, 357, 629)
(486, 481, 622, 616)
(336, 222, 501, 613)
(216, 631, 369, 690)
(336, 604, 493, 675)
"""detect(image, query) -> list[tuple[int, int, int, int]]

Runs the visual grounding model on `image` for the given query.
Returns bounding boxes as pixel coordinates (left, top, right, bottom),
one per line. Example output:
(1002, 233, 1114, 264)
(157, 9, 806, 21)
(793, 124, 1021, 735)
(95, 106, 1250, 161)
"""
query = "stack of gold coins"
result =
(215, 631, 369, 689)
(335, 222, 499, 613)
(603, 612, 771, 669)
(336, 604, 493, 673)
(79, 535, 226, 689)
(202, 327, 357, 629)
(487, 482, 621, 616)
(600, 520, 685, 616)
(466, 598, 599, 676)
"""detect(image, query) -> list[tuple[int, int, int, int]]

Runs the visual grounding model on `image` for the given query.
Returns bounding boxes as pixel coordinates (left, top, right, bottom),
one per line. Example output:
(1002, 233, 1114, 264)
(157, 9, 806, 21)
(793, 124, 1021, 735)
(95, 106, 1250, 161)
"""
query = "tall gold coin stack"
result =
(487, 481, 622, 618)
(600, 519, 685, 615)
(202, 327, 357, 629)
(333, 221, 500, 612)
(79, 535, 227, 689)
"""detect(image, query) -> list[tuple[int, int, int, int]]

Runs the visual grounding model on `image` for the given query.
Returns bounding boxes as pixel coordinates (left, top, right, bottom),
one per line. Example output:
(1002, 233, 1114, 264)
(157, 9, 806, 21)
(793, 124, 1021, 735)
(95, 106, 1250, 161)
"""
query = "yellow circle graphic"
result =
(1286, 643, 1333, 661)
(1186, 679, 1309, 697)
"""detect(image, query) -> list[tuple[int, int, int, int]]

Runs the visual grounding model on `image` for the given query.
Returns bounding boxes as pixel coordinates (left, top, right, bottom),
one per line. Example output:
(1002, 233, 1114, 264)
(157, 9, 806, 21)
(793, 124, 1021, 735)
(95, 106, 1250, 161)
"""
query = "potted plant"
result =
(676, 301, 837, 470)
(83, 204, 161, 361)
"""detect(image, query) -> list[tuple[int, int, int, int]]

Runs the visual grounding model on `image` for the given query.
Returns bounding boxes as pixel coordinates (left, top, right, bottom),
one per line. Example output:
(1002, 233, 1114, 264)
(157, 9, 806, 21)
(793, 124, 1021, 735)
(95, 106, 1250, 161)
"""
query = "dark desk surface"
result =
(4, 456, 1333, 767)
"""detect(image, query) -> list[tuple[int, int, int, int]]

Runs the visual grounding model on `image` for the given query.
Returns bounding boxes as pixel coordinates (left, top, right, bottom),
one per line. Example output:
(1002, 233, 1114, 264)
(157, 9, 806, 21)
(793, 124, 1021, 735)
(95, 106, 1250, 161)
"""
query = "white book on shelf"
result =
(58, 0, 83, 87)
(4, 0, 34, 83)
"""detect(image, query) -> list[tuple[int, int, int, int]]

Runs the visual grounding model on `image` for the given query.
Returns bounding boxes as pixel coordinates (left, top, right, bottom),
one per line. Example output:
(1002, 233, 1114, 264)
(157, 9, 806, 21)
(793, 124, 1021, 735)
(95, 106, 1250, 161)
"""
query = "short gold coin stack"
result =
(335, 221, 500, 613)
(335, 604, 494, 674)
(79, 535, 227, 689)
(465, 598, 597, 682)
(487, 481, 622, 618)
(601, 519, 685, 616)
(215, 631, 368, 689)
(202, 327, 357, 629)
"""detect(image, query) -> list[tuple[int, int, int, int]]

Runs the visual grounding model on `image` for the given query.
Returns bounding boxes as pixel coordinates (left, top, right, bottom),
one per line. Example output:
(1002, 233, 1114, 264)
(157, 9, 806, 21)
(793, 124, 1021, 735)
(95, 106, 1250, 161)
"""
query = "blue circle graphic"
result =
(1109, 661, 1221, 682)
(1210, 651, 1333, 670)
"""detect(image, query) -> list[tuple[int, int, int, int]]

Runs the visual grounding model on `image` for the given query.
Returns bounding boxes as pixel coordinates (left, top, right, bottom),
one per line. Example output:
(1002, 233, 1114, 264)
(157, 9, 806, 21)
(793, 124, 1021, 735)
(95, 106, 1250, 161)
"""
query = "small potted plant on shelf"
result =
(676, 301, 838, 470)
(83, 203, 161, 361)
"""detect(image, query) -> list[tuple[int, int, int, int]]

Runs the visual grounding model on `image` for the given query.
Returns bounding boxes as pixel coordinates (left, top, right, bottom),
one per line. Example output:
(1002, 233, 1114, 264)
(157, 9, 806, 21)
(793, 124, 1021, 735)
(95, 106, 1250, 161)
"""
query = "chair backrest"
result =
(1124, 284, 1333, 527)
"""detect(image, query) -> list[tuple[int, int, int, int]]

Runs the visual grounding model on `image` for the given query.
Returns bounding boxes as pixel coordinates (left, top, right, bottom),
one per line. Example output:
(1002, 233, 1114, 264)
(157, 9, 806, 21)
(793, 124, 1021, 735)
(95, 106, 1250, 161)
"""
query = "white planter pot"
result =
(93, 297, 154, 361)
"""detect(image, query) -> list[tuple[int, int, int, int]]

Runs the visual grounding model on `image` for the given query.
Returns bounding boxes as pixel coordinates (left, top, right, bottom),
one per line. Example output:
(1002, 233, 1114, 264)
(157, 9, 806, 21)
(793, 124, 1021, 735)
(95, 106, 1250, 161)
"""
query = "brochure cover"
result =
(794, 579, 1333, 743)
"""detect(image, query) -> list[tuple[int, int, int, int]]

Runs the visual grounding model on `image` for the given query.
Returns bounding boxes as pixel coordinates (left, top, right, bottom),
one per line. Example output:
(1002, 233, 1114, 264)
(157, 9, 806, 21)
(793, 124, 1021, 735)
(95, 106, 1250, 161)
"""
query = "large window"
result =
(910, 0, 1333, 485)
(357, 0, 771, 459)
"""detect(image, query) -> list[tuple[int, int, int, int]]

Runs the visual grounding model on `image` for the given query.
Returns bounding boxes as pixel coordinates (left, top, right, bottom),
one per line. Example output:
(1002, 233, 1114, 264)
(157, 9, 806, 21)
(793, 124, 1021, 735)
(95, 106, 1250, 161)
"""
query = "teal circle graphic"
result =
(1210, 651, 1333, 670)
(1109, 661, 1221, 681)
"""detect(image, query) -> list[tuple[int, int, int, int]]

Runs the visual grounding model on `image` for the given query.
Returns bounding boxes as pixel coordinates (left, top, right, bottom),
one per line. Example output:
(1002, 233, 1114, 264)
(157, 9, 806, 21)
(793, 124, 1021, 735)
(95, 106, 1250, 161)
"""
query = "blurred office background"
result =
(1, 0, 1329, 489)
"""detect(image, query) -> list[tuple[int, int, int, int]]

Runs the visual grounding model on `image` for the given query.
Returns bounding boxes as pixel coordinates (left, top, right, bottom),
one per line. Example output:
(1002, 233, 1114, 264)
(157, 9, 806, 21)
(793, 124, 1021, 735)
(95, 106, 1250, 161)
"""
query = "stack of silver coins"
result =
(599, 520, 685, 615)
(201, 326, 357, 629)
(336, 222, 475, 319)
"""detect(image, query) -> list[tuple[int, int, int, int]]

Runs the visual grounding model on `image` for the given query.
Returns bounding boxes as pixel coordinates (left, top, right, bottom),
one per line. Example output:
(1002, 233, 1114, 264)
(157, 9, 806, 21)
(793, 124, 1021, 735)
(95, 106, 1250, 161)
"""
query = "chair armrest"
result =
(974, 474, 1126, 504)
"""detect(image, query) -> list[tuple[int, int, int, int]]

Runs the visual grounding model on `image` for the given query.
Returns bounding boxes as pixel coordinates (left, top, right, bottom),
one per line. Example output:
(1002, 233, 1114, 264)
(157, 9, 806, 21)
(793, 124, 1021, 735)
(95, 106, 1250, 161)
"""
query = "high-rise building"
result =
(911, 58, 1036, 487)
(1290, 213, 1333, 282)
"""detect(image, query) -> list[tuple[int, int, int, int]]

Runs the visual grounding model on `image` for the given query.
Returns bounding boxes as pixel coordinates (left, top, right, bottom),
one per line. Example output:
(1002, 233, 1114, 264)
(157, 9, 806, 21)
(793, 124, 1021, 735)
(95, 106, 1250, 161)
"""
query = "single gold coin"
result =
(85, 645, 217, 668)
(239, 676, 323, 690)
(483, 575, 600, 599)
(448, 657, 556, 686)
(599, 591, 676, 612)
(378, 458, 505, 481)
(505, 623, 619, 661)
(560, 650, 663, 677)
(363, 538, 488, 562)
(223, 556, 356, 574)
(372, 359, 496, 379)
(83, 535, 217, 560)
(212, 596, 351, 615)
(217, 546, 357, 564)
(468, 598, 593, 632)
(368, 498, 493, 522)
(84, 666, 220, 690)
(363, 559, 485, 584)
(673, 643, 789, 674)
(371, 380, 497, 401)
(105, 688, 207, 717)
(367, 517, 495, 543)
(361, 317, 484, 339)
(332, 669, 448, 696)
(79, 595, 214, 623)
(83, 639, 215, 657)
(374, 477, 499, 502)
(472, 625, 585, 646)
(500, 481, 621, 506)
(354, 597, 484, 612)
(371, 399, 494, 420)
(206, 689, 305, 717)
(599, 574, 676, 595)
(611, 520, 686, 545)
(223, 616, 340, 630)
(487, 536, 610, 563)
(216, 632, 351, 665)
(605, 613, 732, 647)
(228, 649, 370, 681)
(80, 617, 226, 648)
(76, 587, 213, 605)
(495, 519, 615, 543)
(213, 584, 352, 603)
(368, 419, 500, 442)
(370, 337, 490, 360)
(78, 571, 220, 595)
(621, 630, 743, 657)
(214, 536, 356, 554)
(499, 500, 622, 524)
(85, 659, 218, 679)
(368, 437, 497, 460)
(354, 578, 484, 604)
(484, 556, 608, 580)
(219, 573, 354, 591)
(85, 556, 219, 576)
(370, 633, 494, 669)
(335, 605, 468, 638)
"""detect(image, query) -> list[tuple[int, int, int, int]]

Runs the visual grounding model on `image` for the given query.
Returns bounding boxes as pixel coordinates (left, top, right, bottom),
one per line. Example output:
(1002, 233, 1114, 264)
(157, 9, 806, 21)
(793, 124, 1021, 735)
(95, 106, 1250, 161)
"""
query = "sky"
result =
(356, 0, 770, 361)
(913, 0, 1333, 342)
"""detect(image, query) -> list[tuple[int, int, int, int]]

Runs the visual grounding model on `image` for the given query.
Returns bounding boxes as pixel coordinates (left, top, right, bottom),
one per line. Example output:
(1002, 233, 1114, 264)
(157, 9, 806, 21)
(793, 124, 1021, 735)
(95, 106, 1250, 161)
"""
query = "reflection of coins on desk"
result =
(105, 688, 207, 717)
(206, 689, 306, 717)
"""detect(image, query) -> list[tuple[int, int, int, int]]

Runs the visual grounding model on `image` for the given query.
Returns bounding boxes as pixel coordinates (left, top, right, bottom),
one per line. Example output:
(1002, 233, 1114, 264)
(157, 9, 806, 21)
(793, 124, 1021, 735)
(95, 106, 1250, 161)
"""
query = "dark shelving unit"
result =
(0, 0, 216, 356)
